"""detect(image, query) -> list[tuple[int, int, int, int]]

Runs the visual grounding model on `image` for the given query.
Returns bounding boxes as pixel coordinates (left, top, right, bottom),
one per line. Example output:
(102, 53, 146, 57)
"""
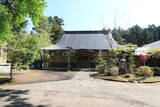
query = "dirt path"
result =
(1, 70, 75, 84)
(0, 72, 160, 107)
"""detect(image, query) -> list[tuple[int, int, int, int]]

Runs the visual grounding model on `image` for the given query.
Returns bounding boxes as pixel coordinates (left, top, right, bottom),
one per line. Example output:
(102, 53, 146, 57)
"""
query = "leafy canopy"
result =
(7, 33, 40, 69)
(35, 16, 64, 44)
(0, 0, 46, 44)
(112, 24, 160, 46)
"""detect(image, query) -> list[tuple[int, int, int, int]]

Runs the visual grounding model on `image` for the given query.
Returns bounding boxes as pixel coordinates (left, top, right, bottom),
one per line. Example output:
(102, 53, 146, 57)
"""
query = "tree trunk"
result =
(10, 63, 13, 79)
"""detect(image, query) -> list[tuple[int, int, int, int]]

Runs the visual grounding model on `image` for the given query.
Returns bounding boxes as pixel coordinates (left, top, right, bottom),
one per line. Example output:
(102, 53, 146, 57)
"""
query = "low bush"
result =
(152, 67, 160, 76)
(96, 64, 106, 74)
(135, 66, 153, 77)
(20, 65, 29, 70)
(104, 66, 119, 76)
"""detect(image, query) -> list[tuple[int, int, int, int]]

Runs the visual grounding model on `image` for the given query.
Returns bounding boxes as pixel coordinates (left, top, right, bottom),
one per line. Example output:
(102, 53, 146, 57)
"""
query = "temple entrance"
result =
(76, 49, 95, 68)
(78, 56, 90, 68)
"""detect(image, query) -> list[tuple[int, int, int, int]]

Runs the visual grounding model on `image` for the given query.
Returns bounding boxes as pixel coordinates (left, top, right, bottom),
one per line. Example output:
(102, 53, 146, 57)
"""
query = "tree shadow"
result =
(0, 89, 48, 107)
(0, 78, 12, 84)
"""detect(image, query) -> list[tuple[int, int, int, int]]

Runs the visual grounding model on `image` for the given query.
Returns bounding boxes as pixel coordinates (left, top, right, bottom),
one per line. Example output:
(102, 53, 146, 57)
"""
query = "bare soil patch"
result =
(0, 70, 76, 85)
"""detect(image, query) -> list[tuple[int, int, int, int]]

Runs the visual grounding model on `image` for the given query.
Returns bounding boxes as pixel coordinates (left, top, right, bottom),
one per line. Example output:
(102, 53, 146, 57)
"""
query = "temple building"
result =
(42, 30, 120, 70)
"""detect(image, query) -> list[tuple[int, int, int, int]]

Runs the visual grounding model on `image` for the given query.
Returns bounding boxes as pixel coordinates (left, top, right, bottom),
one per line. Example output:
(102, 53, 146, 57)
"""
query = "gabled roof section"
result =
(42, 30, 120, 50)
(135, 40, 160, 55)
(143, 40, 160, 48)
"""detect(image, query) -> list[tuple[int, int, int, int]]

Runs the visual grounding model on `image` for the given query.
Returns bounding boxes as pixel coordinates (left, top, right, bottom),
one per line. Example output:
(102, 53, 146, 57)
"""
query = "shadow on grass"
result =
(0, 78, 12, 84)
(0, 89, 48, 107)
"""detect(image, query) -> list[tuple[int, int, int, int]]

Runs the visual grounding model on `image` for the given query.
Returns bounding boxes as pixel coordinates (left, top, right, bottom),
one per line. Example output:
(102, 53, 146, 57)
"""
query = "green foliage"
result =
(96, 64, 106, 74)
(35, 16, 64, 44)
(96, 50, 106, 74)
(112, 27, 126, 44)
(7, 33, 40, 70)
(112, 24, 160, 47)
(0, 5, 12, 44)
(104, 66, 119, 76)
(0, 0, 46, 45)
(111, 44, 136, 74)
(96, 44, 137, 76)
(96, 50, 118, 75)
(36, 31, 52, 48)
(135, 66, 153, 77)
(96, 44, 136, 75)
(19, 65, 29, 70)
(147, 48, 160, 58)
(96, 50, 104, 63)
(48, 16, 64, 43)
(94, 43, 158, 80)
(111, 44, 137, 55)
(152, 67, 160, 76)
(127, 25, 143, 46)
(7, 28, 52, 70)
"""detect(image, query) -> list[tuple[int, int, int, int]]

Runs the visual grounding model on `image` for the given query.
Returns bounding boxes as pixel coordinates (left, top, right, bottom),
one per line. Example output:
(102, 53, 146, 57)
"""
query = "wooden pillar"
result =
(88, 55, 91, 68)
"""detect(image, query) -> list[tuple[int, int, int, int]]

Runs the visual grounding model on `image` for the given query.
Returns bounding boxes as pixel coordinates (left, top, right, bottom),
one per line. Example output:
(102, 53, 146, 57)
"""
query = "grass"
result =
(142, 77, 160, 83)
(90, 73, 160, 83)
(0, 73, 10, 76)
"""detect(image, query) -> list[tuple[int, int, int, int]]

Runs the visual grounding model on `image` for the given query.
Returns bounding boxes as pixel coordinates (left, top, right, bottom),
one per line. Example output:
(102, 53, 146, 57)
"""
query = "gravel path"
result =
(0, 72, 160, 107)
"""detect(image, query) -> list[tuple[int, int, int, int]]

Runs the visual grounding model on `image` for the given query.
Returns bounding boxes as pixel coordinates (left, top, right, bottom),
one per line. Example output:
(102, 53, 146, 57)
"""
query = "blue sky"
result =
(27, 0, 160, 31)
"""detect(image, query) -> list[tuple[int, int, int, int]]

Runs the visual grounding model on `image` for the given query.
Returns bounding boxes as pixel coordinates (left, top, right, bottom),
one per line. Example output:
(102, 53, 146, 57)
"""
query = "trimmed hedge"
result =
(135, 66, 153, 77)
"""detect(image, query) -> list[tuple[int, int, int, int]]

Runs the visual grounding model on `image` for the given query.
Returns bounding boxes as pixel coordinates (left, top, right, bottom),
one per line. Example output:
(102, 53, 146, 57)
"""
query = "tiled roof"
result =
(135, 40, 160, 55)
(42, 31, 120, 50)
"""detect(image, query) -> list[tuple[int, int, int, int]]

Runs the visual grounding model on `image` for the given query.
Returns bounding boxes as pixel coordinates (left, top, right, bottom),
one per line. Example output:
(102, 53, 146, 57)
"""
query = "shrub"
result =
(137, 54, 147, 65)
(96, 50, 106, 74)
(152, 67, 160, 76)
(135, 66, 153, 77)
(104, 66, 119, 76)
(20, 65, 29, 70)
(96, 64, 106, 74)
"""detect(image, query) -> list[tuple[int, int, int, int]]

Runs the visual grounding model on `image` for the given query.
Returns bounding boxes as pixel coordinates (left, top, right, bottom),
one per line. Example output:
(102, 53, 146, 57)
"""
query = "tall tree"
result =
(115, 24, 160, 47)
(124, 25, 143, 46)
(48, 16, 64, 43)
(0, 0, 46, 44)
(148, 24, 159, 41)
(112, 27, 126, 45)
(7, 32, 40, 79)
(35, 16, 64, 44)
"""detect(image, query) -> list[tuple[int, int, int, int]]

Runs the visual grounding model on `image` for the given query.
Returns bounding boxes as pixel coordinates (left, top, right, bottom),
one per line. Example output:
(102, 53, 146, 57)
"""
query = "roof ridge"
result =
(64, 30, 105, 34)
